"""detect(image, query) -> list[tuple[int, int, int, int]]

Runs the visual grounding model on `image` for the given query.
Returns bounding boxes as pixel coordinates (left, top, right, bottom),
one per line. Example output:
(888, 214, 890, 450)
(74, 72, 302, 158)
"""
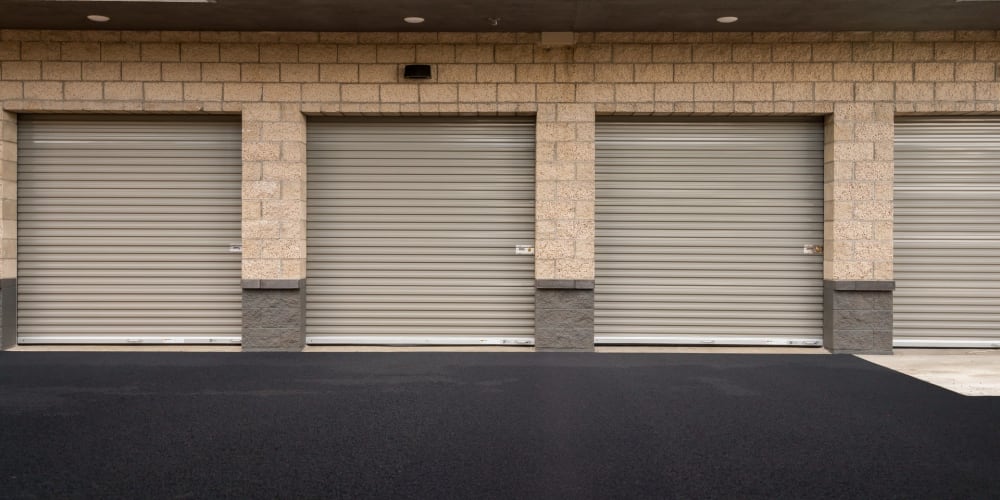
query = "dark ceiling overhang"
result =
(2, 0, 1000, 33)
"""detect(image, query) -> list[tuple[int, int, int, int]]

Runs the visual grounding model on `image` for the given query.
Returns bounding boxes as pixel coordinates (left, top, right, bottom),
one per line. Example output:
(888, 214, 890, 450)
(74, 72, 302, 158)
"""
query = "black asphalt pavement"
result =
(1, 352, 999, 499)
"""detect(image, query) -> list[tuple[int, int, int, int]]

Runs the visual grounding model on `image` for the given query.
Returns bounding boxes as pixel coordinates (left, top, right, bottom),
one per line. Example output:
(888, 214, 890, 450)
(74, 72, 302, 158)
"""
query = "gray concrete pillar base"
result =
(534, 280, 595, 352)
(823, 280, 894, 355)
(0, 278, 15, 350)
(241, 279, 306, 352)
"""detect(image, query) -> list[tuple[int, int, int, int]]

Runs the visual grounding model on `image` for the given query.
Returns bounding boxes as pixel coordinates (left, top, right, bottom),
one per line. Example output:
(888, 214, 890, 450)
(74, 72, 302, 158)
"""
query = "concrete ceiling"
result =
(2, 0, 1000, 32)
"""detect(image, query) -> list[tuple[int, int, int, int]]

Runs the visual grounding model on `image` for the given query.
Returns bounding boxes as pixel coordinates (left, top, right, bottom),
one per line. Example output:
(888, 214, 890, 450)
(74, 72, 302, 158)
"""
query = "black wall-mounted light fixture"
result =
(404, 64, 432, 79)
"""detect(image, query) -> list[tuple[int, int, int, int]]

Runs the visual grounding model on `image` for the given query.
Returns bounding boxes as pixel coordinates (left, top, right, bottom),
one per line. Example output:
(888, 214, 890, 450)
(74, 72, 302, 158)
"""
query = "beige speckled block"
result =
(0, 111, 15, 279)
(823, 106, 894, 282)
(242, 103, 306, 280)
(535, 103, 595, 280)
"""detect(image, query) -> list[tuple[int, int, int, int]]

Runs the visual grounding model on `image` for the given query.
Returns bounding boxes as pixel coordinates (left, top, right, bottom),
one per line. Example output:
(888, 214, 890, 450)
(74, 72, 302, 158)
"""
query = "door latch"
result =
(803, 244, 823, 255)
(515, 245, 535, 256)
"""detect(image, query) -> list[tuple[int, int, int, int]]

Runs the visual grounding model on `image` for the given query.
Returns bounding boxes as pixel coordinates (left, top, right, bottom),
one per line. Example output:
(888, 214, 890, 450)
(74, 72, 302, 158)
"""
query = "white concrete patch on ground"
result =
(859, 349, 1000, 397)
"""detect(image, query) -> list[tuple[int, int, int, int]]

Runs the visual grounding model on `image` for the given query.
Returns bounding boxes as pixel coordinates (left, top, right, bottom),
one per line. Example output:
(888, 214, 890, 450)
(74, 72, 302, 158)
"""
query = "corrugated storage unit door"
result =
(306, 119, 535, 345)
(17, 116, 242, 345)
(894, 118, 1000, 348)
(595, 120, 825, 346)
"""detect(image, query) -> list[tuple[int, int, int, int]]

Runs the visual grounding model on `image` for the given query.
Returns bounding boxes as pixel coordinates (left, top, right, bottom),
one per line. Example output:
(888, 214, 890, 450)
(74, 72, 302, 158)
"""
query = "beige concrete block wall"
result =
(536, 103, 595, 280)
(241, 103, 306, 280)
(0, 111, 13, 280)
(1, 29, 999, 282)
(824, 103, 895, 281)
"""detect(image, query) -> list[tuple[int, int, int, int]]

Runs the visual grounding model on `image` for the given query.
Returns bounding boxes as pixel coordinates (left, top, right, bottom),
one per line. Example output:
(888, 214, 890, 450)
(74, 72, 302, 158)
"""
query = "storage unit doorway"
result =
(16, 116, 243, 345)
(595, 119, 825, 346)
(306, 118, 536, 345)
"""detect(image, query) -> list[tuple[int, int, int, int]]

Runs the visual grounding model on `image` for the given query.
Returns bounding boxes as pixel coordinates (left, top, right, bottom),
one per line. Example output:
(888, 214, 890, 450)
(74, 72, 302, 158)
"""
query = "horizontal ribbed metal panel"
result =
(894, 118, 1000, 348)
(595, 120, 824, 346)
(306, 119, 535, 345)
(17, 116, 242, 345)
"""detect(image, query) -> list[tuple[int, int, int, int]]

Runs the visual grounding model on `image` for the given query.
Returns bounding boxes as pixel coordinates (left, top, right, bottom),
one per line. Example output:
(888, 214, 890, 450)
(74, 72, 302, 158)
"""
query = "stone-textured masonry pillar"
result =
(823, 104, 895, 354)
(534, 103, 596, 351)
(241, 103, 307, 351)
(0, 111, 15, 350)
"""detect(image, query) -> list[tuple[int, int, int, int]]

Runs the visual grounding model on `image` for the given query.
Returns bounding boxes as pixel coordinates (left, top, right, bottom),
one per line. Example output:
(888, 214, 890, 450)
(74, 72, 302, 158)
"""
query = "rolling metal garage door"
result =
(894, 118, 1000, 348)
(595, 120, 825, 346)
(306, 119, 535, 345)
(17, 116, 242, 345)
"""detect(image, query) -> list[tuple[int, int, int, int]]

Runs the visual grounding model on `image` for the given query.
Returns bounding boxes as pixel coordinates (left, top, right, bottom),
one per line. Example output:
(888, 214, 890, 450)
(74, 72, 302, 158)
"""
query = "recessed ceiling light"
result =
(87, 14, 110, 22)
(716, 16, 739, 23)
(403, 16, 425, 24)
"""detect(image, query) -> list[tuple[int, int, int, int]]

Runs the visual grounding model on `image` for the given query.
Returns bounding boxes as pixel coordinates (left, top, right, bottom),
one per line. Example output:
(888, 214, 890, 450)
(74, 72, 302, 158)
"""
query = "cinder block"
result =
(495, 44, 532, 63)
(732, 44, 771, 63)
(41, 61, 81, 80)
(262, 83, 301, 101)
(143, 82, 183, 100)
(633, 63, 672, 82)
(477, 64, 516, 83)
(23, 81, 62, 100)
(280, 63, 318, 83)
(772, 43, 812, 62)
(103, 81, 142, 100)
(223, 82, 262, 101)
(896, 82, 934, 101)
(297, 44, 338, 63)
(955, 63, 994, 81)
(319, 64, 359, 83)
(379, 83, 418, 103)
(82, 62, 122, 81)
(202, 63, 240, 82)
(141, 43, 180, 62)
(437, 64, 476, 83)
(375, 45, 415, 63)
(650, 44, 693, 63)
(655, 83, 694, 102)
(934, 82, 974, 100)
(417, 83, 457, 102)
(2, 61, 41, 80)
(616, 83, 654, 102)
(694, 82, 734, 101)
(754, 63, 794, 82)
(516, 64, 555, 83)
(674, 63, 713, 82)
(497, 83, 535, 103)
(64, 81, 103, 100)
(812, 42, 852, 61)
(161, 62, 200, 81)
(774, 82, 814, 101)
(713, 63, 753, 82)
(100, 43, 141, 62)
(358, 64, 396, 83)
(573, 44, 613, 63)
(455, 45, 494, 63)
(893, 42, 934, 62)
(61, 42, 101, 61)
(180, 43, 219, 62)
(220, 43, 260, 63)
(915, 62, 955, 81)
(260, 43, 298, 63)
(571, 84, 610, 103)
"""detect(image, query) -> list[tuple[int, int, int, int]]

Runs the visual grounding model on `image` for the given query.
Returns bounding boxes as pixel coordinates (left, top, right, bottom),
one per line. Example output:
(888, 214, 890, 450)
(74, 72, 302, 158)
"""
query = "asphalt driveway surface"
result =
(1, 352, 999, 499)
